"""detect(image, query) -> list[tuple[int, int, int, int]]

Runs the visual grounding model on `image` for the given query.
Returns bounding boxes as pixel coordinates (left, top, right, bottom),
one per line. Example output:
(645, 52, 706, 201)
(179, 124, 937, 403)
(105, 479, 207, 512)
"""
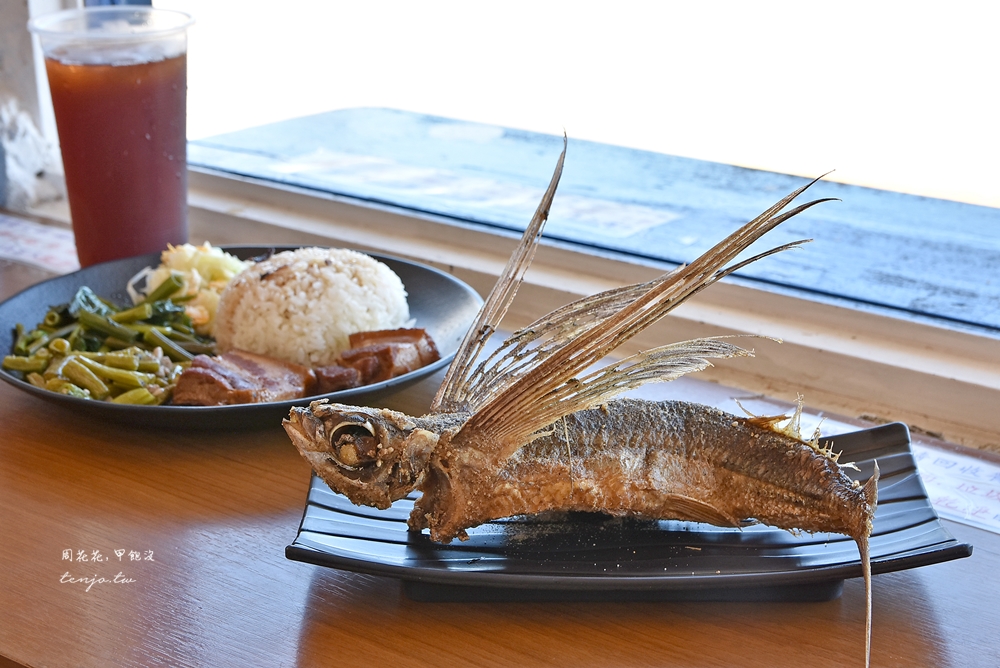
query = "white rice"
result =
(214, 248, 409, 366)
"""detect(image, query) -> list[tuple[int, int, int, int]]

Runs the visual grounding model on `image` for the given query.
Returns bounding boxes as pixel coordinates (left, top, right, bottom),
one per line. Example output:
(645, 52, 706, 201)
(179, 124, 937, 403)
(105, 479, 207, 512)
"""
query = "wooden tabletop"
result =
(1, 260, 998, 668)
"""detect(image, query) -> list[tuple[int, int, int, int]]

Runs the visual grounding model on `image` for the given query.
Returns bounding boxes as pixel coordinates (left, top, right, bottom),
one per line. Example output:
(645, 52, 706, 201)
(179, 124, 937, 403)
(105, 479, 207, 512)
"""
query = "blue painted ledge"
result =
(189, 107, 1000, 335)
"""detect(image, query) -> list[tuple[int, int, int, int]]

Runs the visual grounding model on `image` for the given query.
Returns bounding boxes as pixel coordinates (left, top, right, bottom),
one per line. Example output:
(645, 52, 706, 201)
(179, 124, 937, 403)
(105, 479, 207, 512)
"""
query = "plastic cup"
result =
(29, 7, 195, 268)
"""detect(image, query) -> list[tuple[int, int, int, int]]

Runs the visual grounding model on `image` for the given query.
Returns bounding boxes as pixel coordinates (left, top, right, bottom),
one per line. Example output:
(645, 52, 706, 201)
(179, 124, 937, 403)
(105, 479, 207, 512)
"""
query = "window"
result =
(188, 108, 1000, 333)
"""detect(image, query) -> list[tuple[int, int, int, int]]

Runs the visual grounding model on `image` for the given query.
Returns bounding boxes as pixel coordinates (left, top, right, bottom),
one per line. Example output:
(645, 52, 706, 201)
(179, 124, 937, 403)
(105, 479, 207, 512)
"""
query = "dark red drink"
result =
(45, 53, 188, 267)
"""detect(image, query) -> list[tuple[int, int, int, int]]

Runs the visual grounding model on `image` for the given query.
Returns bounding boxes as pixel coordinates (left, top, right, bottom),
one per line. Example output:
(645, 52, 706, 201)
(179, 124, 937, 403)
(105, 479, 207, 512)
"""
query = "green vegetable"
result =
(120, 322, 169, 335)
(8, 278, 221, 404)
(25, 323, 76, 355)
(110, 303, 153, 323)
(67, 286, 115, 318)
(43, 310, 64, 327)
(62, 359, 110, 399)
(43, 355, 71, 380)
(44, 377, 90, 399)
(100, 351, 141, 371)
(161, 329, 215, 355)
(143, 328, 194, 362)
(12, 324, 25, 355)
(2, 354, 48, 373)
(76, 355, 156, 388)
(76, 310, 138, 343)
(99, 336, 135, 350)
(147, 299, 187, 323)
(16, 328, 46, 356)
(111, 387, 158, 405)
(141, 273, 183, 304)
(136, 357, 162, 373)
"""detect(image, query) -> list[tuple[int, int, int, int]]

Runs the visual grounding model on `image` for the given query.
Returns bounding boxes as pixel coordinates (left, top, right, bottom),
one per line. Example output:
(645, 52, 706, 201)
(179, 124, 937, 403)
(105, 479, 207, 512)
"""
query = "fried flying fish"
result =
(283, 140, 879, 666)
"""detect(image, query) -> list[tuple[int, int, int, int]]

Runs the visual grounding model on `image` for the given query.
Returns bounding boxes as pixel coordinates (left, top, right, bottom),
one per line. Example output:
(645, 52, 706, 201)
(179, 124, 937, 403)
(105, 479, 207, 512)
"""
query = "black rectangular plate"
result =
(285, 422, 972, 601)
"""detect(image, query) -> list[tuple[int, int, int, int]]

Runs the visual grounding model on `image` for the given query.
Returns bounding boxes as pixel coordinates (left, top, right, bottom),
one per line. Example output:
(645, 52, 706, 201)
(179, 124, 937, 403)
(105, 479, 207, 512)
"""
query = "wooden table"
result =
(1, 259, 998, 668)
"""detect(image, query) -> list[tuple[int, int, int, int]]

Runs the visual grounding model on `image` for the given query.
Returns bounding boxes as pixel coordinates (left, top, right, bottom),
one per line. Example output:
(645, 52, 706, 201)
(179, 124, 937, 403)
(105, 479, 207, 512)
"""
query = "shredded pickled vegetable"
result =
(127, 243, 247, 336)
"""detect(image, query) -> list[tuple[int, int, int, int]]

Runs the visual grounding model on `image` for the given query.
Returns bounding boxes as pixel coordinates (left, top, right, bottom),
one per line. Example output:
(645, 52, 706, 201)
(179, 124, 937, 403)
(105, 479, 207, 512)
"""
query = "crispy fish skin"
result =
(409, 398, 876, 543)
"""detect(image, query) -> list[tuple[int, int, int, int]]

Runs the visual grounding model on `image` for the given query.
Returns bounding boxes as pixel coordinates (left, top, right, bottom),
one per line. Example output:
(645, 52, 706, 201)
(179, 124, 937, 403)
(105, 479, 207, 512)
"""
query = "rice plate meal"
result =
(4, 244, 435, 406)
(214, 248, 410, 367)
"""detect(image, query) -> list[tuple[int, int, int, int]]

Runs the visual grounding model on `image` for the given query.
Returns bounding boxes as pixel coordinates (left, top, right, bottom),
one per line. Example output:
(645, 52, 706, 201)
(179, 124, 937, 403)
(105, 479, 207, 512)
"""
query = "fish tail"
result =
(860, 460, 880, 668)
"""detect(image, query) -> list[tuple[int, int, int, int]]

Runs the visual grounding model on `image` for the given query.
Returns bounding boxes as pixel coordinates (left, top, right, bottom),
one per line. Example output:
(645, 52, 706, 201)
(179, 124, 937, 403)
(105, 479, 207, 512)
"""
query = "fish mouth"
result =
(284, 404, 381, 474)
(282, 406, 327, 454)
(283, 403, 436, 509)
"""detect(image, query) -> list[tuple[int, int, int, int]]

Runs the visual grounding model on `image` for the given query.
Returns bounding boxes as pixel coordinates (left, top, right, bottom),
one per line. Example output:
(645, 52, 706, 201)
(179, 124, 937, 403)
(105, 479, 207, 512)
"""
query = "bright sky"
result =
(155, 0, 1000, 209)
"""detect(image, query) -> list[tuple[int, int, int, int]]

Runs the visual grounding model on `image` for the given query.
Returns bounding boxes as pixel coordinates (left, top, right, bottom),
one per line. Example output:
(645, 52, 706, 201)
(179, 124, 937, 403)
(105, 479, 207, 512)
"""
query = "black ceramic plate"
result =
(286, 422, 973, 601)
(0, 246, 482, 429)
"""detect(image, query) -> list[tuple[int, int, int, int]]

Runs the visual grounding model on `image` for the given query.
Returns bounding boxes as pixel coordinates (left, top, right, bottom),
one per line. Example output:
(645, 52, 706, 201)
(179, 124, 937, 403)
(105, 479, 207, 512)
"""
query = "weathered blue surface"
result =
(189, 108, 1000, 334)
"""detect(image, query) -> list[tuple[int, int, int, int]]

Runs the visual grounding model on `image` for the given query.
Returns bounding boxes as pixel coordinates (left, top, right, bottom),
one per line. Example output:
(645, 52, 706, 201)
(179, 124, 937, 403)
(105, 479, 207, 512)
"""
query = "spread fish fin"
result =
(735, 396, 807, 441)
(457, 179, 833, 456)
(431, 136, 567, 413)
(658, 494, 741, 527)
(458, 242, 807, 414)
(482, 337, 753, 442)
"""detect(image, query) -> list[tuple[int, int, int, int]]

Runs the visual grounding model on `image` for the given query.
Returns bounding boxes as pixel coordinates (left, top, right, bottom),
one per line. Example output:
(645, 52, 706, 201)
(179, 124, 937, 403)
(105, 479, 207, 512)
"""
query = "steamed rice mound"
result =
(214, 248, 409, 367)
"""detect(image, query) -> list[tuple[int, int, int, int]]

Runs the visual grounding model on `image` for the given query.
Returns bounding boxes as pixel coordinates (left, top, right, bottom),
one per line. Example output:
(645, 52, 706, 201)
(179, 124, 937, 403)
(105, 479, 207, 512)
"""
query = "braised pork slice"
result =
(314, 365, 362, 394)
(347, 328, 440, 366)
(340, 342, 422, 384)
(173, 350, 317, 405)
(314, 328, 441, 389)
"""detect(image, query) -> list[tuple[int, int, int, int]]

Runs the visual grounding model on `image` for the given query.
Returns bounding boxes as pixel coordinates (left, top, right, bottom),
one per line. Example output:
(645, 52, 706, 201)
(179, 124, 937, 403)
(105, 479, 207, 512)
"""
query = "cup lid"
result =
(28, 6, 194, 41)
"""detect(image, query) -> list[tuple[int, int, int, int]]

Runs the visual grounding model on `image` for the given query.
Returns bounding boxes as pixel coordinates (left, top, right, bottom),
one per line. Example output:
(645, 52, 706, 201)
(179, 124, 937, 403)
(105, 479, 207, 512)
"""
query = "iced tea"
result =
(46, 53, 188, 266)
(29, 7, 193, 267)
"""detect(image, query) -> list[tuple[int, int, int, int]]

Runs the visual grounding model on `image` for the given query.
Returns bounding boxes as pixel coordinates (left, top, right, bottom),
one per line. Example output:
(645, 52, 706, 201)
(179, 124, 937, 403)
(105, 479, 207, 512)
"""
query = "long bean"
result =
(136, 358, 162, 373)
(24, 323, 76, 355)
(45, 377, 90, 398)
(77, 348, 161, 373)
(2, 354, 49, 373)
(142, 274, 183, 304)
(110, 303, 154, 322)
(62, 359, 110, 399)
(12, 324, 27, 355)
(76, 356, 156, 388)
(7, 279, 219, 404)
(111, 387, 158, 405)
(43, 355, 71, 380)
(101, 336, 135, 350)
(77, 311, 138, 342)
(101, 351, 141, 371)
(48, 338, 72, 355)
(143, 329, 194, 362)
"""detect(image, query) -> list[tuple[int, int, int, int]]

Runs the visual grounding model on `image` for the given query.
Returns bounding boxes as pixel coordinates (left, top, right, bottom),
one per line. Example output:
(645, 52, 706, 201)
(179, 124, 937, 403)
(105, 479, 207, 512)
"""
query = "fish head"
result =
(283, 400, 439, 509)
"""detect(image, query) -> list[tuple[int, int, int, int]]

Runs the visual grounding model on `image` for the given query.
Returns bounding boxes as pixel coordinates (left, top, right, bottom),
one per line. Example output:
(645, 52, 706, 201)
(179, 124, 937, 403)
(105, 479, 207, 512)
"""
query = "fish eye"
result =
(329, 419, 379, 469)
